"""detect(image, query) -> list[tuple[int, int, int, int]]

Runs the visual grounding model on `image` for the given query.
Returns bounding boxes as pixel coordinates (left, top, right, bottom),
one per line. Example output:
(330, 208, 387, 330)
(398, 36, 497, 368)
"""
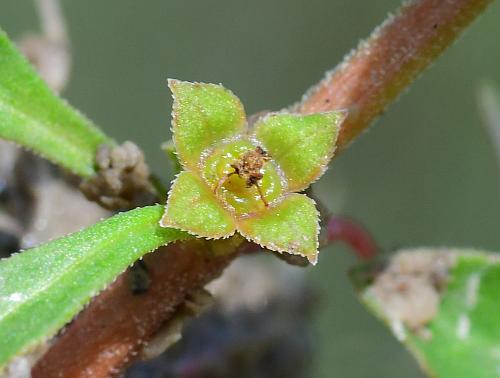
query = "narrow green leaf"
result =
(160, 171, 236, 239)
(237, 194, 319, 264)
(0, 205, 188, 370)
(253, 111, 344, 192)
(352, 248, 500, 378)
(169, 80, 246, 171)
(0, 29, 113, 177)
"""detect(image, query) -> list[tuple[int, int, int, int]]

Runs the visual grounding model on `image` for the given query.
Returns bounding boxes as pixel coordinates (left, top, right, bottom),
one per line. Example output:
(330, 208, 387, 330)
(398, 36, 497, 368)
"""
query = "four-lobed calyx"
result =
(160, 79, 346, 264)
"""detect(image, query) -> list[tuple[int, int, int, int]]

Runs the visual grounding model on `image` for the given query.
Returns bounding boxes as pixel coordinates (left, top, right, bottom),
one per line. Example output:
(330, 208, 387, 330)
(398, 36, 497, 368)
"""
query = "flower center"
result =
(201, 139, 284, 215)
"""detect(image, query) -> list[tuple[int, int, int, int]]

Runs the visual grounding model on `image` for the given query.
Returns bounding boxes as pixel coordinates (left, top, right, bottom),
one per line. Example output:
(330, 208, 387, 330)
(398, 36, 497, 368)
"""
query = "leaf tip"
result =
(167, 78, 181, 90)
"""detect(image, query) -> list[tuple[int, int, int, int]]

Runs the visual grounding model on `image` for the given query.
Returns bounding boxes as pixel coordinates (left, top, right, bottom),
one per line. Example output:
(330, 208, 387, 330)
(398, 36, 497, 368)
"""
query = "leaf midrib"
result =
(0, 100, 92, 157)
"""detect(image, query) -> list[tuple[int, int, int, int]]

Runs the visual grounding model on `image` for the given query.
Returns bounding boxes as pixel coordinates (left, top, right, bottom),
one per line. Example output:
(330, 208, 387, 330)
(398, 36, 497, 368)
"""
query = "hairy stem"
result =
(33, 240, 237, 378)
(35, 0, 67, 44)
(297, 0, 493, 151)
(33, 0, 494, 376)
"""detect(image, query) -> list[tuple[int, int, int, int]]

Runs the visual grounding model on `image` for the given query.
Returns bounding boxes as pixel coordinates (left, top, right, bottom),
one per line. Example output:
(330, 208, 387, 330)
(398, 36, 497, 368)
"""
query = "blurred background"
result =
(1, 1, 500, 377)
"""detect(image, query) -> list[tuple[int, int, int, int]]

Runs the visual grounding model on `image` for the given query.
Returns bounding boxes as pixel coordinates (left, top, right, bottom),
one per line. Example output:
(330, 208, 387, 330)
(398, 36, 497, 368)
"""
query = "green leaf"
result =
(169, 79, 246, 171)
(352, 248, 500, 378)
(0, 205, 188, 370)
(160, 171, 236, 239)
(237, 194, 319, 264)
(253, 111, 344, 192)
(0, 29, 113, 177)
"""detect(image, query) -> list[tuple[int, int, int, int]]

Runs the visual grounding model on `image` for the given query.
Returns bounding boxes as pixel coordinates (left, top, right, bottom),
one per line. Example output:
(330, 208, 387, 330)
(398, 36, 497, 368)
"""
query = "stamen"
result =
(214, 171, 236, 194)
(214, 147, 270, 208)
(255, 182, 269, 207)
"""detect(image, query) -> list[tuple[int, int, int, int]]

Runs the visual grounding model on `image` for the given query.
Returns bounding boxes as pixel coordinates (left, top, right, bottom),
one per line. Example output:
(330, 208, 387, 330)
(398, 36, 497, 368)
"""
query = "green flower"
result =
(160, 80, 345, 264)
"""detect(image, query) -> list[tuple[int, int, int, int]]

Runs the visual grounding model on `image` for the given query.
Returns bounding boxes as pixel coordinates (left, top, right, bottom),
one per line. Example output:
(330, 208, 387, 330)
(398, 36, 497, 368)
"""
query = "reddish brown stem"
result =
(33, 240, 236, 378)
(297, 0, 493, 151)
(33, 0, 493, 376)
(325, 216, 378, 260)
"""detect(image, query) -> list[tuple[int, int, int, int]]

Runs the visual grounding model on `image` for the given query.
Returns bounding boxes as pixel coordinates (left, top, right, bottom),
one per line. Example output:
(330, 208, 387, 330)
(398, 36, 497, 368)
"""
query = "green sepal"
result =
(169, 80, 246, 171)
(253, 111, 345, 192)
(237, 194, 320, 264)
(160, 171, 236, 239)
